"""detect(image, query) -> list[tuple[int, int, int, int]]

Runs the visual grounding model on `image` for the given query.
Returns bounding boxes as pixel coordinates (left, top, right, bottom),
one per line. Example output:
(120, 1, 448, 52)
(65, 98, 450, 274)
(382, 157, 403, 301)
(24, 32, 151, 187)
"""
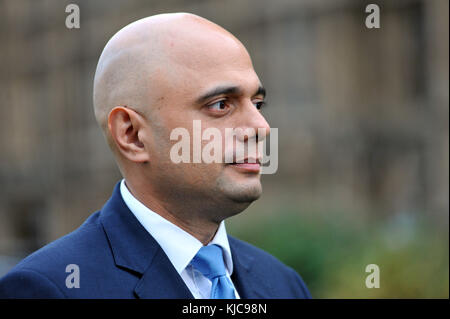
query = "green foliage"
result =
(227, 209, 449, 298)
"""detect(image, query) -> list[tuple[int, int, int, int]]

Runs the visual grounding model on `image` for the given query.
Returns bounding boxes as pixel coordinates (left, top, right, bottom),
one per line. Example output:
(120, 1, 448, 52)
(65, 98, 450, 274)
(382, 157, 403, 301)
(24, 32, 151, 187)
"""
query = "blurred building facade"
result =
(0, 0, 448, 293)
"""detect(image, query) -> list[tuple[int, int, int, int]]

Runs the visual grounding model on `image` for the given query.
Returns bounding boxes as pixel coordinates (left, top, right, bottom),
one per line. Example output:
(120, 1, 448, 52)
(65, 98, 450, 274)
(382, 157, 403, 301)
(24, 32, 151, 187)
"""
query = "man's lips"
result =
(227, 158, 261, 173)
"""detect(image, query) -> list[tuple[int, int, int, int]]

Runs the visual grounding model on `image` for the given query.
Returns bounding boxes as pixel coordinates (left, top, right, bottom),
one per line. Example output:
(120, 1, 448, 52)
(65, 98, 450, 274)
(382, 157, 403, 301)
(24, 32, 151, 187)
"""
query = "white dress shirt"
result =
(119, 179, 240, 299)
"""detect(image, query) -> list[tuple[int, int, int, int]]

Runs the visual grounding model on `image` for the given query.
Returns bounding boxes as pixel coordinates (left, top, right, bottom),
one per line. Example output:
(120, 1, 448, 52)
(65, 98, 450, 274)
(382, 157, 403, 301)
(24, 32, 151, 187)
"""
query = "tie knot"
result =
(191, 244, 227, 280)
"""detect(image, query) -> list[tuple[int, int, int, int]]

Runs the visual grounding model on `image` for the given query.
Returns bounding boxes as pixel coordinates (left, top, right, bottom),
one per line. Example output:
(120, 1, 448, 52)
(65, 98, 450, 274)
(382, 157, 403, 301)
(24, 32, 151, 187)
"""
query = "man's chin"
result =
(230, 193, 261, 205)
(218, 180, 263, 204)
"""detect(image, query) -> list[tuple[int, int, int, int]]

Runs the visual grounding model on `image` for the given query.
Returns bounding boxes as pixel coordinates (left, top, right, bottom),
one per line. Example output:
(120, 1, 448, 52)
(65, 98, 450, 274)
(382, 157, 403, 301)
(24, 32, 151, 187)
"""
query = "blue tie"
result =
(191, 244, 236, 299)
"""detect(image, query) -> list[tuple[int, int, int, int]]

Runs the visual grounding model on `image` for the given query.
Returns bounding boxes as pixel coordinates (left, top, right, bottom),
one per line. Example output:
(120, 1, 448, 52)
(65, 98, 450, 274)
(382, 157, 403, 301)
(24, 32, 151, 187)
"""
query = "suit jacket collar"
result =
(99, 182, 193, 298)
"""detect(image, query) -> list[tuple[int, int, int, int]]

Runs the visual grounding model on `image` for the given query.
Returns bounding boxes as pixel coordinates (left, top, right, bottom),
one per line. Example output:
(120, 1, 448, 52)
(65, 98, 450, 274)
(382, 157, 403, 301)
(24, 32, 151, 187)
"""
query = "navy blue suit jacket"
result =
(0, 183, 311, 299)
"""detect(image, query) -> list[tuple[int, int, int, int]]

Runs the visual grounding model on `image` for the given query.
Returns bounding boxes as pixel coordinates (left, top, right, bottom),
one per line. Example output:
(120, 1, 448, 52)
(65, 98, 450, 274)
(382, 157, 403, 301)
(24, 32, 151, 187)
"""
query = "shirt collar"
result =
(119, 179, 234, 275)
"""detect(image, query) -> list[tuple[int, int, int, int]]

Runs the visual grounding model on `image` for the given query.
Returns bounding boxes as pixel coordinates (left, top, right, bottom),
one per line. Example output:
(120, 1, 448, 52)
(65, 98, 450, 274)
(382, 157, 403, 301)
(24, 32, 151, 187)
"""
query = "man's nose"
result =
(237, 101, 271, 143)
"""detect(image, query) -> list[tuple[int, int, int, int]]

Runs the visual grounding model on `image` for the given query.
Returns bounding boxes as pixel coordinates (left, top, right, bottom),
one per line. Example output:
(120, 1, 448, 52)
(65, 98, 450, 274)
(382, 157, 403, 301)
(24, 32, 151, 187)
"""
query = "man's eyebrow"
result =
(196, 85, 242, 104)
(195, 85, 266, 104)
(254, 86, 266, 98)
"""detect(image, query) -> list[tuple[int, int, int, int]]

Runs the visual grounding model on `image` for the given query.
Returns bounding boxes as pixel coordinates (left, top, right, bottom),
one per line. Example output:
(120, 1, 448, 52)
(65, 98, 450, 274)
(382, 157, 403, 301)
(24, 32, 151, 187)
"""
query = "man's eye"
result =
(254, 101, 266, 110)
(207, 100, 227, 111)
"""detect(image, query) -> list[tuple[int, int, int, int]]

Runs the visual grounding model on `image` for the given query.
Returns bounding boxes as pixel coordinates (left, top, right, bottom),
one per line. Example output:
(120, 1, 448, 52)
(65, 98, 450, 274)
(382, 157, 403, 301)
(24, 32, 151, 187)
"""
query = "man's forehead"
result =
(165, 34, 251, 71)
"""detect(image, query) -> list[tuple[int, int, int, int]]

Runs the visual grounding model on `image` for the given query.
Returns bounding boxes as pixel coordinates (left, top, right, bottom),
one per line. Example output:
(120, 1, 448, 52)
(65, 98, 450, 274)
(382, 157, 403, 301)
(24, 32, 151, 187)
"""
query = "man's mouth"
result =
(228, 157, 261, 173)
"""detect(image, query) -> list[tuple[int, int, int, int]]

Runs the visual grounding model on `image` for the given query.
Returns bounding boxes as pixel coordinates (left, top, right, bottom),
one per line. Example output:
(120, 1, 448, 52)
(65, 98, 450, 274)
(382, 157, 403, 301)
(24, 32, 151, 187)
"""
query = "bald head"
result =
(93, 13, 250, 138)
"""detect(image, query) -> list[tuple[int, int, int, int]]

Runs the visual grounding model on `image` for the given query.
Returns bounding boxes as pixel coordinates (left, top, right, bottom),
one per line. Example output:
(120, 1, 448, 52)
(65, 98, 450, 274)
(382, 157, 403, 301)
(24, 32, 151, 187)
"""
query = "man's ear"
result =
(107, 106, 150, 163)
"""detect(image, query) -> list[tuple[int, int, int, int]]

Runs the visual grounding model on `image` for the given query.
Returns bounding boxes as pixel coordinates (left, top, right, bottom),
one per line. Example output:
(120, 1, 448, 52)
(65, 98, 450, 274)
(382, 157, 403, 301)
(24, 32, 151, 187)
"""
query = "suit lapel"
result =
(134, 248, 193, 299)
(100, 182, 193, 299)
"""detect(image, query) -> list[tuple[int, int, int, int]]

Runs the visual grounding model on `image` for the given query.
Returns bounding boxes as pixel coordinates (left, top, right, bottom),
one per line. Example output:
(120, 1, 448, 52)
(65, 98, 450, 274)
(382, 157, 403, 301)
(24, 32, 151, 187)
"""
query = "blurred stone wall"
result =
(0, 0, 448, 260)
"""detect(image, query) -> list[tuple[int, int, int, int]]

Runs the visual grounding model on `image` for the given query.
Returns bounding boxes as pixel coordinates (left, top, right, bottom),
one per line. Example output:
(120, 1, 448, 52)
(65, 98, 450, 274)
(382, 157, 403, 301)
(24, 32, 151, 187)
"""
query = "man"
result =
(0, 13, 310, 299)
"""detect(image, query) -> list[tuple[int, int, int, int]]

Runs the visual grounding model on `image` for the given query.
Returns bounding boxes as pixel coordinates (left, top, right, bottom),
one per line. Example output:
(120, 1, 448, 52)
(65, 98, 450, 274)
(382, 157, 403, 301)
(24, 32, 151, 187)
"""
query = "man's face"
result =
(139, 31, 270, 220)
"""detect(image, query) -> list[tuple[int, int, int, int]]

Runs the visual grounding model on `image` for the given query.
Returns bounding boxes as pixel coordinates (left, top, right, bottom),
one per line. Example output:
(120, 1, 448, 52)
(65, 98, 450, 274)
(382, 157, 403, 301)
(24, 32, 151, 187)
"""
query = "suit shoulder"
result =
(1, 211, 108, 285)
(0, 267, 66, 298)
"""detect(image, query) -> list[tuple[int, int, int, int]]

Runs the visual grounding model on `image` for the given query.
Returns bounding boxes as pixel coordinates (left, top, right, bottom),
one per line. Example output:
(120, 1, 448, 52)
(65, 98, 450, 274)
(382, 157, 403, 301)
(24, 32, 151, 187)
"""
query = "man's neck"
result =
(124, 180, 220, 245)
